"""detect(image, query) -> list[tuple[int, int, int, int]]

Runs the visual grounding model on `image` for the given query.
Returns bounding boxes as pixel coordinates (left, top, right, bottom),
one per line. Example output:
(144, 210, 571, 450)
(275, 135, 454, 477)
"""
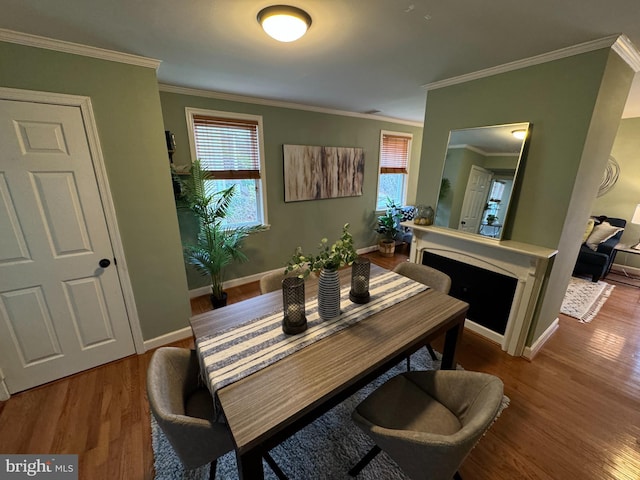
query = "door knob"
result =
(99, 258, 111, 268)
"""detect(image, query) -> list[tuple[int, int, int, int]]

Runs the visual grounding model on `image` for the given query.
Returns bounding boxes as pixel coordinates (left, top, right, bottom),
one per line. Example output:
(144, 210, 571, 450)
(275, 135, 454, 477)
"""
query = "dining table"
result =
(189, 263, 469, 479)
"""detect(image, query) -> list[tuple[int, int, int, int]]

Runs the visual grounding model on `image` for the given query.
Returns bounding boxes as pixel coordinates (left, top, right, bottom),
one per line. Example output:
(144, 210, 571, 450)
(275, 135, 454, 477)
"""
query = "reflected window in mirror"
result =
(376, 131, 412, 210)
(435, 122, 531, 240)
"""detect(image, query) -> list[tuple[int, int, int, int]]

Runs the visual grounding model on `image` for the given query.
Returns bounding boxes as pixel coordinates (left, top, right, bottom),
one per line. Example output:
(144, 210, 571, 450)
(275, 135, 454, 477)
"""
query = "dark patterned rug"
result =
(151, 349, 509, 479)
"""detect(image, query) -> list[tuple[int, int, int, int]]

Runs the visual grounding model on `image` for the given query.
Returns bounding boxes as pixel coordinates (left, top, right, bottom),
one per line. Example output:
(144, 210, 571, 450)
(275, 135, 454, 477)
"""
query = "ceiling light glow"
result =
(511, 129, 527, 140)
(258, 5, 312, 43)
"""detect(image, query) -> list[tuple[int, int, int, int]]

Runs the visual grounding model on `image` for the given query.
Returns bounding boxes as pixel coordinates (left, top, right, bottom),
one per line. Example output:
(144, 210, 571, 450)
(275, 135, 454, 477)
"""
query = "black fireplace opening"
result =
(422, 251, 517, 335)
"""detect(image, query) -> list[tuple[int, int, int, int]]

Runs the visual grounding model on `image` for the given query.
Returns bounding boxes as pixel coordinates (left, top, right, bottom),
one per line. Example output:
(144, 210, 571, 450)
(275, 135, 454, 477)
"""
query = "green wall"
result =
(416, 48, 634, 346)
(160, 91, 423, 289)
(594, 117, 640, 267)
(0, 42, 191, 340)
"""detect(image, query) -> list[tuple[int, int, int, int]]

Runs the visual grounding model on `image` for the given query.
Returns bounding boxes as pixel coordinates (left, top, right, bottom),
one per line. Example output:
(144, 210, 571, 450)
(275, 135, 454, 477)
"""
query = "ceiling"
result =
(2, 0, 640, 123)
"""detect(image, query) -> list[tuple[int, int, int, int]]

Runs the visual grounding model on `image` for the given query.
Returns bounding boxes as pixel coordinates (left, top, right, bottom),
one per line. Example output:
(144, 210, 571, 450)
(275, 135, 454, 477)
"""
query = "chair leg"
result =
(348, 445, 382, 477)
(263, 452, 288, 480)
(406, 356, 411, 371)
(453, 471, 463, 480)
(426, 343, 438, 361)
(208, 459, 218, 480)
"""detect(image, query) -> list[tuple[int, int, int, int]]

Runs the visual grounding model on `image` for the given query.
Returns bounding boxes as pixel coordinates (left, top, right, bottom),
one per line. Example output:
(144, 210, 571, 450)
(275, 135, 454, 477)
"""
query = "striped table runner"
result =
(197, 270, 428, 398)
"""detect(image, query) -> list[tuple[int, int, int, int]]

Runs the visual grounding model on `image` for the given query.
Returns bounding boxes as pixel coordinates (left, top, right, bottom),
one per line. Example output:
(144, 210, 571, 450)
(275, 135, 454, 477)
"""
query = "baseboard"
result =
(143, 326, 194, 352)
(464, 319, 504, 346)
(523, 317, 559, 360)
(611, 263, 640, 276)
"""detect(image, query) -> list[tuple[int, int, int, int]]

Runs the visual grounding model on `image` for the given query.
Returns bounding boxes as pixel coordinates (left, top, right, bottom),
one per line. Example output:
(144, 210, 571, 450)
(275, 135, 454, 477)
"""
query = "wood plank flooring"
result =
(1, 251, 639, 479)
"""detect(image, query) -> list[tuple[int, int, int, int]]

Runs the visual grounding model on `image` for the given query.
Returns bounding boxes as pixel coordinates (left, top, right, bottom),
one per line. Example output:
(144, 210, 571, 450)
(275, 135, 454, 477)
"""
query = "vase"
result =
(349, 256, 371, 304)
(318, 268, 341, 320)
(282, 277, 307, 334)
(210, 291, 228, 309)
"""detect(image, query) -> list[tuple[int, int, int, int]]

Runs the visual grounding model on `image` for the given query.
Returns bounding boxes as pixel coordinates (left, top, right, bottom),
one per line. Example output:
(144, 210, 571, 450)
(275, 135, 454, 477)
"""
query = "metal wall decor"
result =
(598, 155, 620, 197)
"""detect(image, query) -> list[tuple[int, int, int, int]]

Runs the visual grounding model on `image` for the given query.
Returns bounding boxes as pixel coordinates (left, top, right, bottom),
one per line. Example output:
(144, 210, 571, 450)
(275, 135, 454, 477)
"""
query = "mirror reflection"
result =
(435, 122, 530, 240)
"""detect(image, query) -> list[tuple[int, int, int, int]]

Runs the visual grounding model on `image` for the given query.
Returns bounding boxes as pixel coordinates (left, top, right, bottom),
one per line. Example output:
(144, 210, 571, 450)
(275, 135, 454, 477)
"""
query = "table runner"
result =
(196, 270, 428, 398)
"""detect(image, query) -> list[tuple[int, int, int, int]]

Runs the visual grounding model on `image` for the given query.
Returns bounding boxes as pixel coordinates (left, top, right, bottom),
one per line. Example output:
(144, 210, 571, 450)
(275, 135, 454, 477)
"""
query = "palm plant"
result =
(179, 160, 265, 306)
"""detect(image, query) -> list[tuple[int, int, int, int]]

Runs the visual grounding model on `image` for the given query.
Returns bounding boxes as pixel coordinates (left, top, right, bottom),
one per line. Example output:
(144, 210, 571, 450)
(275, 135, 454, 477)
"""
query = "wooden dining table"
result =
(189, 264, 469, 479)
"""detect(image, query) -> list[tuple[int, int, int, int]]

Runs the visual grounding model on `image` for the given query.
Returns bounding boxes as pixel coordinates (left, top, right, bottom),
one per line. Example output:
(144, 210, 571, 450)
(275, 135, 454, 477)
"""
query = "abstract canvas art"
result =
(283, 144, 365, 202)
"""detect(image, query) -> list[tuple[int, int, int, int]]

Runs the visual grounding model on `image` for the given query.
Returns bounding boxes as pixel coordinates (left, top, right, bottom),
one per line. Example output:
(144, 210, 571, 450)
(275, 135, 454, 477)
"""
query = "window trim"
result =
(376, 130, 412, 210)
(185, 107, 269, 227)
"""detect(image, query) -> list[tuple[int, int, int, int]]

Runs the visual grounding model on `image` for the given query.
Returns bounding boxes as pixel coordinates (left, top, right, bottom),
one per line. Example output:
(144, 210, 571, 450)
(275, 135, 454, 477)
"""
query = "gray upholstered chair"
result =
(259, 267, 305, 294)
(147, 347, 287, 479)
(349, 370, 505, 479)
(393, 262, 452, 367)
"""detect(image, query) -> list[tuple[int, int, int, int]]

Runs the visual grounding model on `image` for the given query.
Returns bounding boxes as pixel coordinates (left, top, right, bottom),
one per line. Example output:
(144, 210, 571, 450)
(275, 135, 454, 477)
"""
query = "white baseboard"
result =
(611, 263, 640, 276)
(464, 319, 504, 346)
(523, 317, 559, 360)
(143, 326, 194, 351)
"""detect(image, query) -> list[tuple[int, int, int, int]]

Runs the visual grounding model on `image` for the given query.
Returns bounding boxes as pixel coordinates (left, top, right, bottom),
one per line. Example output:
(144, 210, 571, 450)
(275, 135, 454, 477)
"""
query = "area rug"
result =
(151, 350, 510, 480)
(560, 276, 615, 323)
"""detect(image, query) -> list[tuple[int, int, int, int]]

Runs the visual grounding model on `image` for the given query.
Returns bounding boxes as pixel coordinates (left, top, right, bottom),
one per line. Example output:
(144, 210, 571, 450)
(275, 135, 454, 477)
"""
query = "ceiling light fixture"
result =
(511, 129, 527, 140)
(257, 5, 312, 42)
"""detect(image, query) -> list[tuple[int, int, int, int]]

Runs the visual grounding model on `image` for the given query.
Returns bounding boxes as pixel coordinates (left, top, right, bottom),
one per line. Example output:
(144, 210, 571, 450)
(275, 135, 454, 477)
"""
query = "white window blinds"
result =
(193, 115, 261, 179)
(380, 133, 410, 174)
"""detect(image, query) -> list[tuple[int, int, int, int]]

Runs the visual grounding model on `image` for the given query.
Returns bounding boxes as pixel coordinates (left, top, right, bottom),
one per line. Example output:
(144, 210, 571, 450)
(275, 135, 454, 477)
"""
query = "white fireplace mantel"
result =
(404, 223, 557, 356)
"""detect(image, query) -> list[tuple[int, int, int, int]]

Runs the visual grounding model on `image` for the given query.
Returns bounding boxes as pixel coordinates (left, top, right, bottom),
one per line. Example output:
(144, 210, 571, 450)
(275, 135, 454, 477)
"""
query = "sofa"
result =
(573, 216, 626, 282)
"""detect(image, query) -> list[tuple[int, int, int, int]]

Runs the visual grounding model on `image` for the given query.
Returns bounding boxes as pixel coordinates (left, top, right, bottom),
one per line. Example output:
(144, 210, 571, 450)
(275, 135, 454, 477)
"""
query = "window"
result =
(186, 108, 267, 227)
(376, 131, 412, 210)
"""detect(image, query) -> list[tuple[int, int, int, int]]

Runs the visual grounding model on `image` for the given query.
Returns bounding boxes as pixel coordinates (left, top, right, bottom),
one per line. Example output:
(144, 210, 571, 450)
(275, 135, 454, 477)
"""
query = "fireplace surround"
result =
(404, 223, 557, 356)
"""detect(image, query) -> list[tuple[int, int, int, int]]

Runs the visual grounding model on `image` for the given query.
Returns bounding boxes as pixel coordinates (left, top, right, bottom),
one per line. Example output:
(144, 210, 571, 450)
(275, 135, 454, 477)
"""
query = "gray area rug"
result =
(152, 349, 510, 479)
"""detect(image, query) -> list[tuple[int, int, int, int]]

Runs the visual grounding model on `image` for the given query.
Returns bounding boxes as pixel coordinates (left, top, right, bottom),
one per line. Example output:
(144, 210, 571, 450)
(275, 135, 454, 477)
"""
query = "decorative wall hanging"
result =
(598, 155, 620, 197)
(283, 144, 364, 202)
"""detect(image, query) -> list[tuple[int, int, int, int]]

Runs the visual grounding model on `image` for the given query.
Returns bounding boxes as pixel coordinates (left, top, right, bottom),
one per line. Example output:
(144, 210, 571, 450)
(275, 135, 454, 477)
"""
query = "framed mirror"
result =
(435, 122, 531, 240)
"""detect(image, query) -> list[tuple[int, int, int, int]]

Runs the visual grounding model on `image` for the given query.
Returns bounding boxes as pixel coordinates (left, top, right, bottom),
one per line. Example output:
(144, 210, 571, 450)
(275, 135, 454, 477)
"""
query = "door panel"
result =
(0, 99, 135, 393)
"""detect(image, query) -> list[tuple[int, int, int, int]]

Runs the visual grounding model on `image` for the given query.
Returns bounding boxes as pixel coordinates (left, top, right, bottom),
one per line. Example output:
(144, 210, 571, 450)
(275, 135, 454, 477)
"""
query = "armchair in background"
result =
(573, 216, 626, 282)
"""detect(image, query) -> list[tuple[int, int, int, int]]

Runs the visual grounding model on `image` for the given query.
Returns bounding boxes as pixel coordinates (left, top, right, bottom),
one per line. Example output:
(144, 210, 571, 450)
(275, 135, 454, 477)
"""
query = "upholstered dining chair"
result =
(259, 267, 305, 294)
(349, 370, 505, 479)
(393, 262, 452, 367)
(147, 347, 287, 480)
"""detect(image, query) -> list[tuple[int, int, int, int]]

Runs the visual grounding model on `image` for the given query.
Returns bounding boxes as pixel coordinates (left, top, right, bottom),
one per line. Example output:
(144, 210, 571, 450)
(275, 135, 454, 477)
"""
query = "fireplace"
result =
(405, 223, 557, 356)
(422, 251, 517, 335)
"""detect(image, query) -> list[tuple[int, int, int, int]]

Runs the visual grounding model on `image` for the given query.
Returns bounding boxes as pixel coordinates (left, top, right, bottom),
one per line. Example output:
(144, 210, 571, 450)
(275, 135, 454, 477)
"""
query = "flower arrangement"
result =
(285, 223, 358, 278)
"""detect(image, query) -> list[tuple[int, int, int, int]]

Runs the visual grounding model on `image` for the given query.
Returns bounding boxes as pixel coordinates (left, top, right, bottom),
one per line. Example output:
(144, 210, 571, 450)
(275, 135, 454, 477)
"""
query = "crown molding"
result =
(0, 28, 161, 70)
(423, 35, 624, 91)
(612, 34, 640, 72)
(159, 84, 424, 127)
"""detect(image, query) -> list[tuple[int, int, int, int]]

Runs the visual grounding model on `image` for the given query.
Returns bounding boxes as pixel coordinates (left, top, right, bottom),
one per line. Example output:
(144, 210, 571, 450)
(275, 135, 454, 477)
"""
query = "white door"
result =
(0, 99, 135, 394)
(459, 165, 492, 234)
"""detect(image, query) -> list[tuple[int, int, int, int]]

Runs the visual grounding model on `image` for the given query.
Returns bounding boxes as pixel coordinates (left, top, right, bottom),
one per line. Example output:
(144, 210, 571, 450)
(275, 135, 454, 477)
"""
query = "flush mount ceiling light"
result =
(257, 5, 312, 42)
(511, 129, 527, 140)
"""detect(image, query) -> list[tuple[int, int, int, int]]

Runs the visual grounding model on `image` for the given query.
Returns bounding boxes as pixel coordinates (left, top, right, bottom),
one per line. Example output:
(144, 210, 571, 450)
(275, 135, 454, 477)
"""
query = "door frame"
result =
(0, 86, 144, 355)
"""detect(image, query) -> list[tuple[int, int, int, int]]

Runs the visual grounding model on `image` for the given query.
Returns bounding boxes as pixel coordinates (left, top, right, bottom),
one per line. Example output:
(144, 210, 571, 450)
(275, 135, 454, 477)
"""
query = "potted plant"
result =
(376, 198, 402, 257)
(286, 224, 358, 320)
(179, 160, 266, 308)
(486, 214, 497, 225)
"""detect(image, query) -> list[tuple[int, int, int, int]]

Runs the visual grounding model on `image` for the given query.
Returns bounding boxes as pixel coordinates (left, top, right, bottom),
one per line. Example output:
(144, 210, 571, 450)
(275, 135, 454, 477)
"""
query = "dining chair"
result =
(259, 267, 305, 294)
(349, 370, 505, 479)
(393, 262, 452, 368)
(147, 347, 288, 480)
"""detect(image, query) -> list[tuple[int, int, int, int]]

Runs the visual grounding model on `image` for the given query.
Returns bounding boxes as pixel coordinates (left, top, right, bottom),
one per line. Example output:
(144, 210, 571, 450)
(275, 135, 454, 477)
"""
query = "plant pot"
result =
(378, 239, 395, 257)
(210, 291, 228, 309)
(318, 268, 341, 320)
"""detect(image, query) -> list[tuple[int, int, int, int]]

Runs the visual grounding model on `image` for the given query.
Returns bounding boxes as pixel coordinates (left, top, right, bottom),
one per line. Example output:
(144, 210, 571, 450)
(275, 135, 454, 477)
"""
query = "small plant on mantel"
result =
(285, 223, 358, 278)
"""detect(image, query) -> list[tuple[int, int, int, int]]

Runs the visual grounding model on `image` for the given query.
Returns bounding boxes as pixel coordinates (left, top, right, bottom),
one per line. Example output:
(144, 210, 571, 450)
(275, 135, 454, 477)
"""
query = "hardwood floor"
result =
(1, 251, 639, 479)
